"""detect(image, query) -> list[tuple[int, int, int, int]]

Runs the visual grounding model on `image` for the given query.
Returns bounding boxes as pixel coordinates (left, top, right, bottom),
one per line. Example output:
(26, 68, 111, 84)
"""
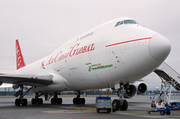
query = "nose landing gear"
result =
(112, 84, 128, 111)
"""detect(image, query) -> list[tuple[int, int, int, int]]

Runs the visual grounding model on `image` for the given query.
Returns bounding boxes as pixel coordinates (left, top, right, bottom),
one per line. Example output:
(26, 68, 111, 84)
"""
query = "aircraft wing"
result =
(0, 73, 53, 87)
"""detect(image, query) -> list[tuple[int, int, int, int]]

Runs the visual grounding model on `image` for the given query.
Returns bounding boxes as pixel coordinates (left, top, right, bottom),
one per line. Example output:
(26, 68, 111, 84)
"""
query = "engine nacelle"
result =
(12, 84, 20, 89)
(133, 82, 147, 94)
(123, 84, 137, 98)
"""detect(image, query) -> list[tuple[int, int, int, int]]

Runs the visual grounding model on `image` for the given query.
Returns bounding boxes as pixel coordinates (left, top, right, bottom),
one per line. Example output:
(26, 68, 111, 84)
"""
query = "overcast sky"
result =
(0, 0, 180, 90)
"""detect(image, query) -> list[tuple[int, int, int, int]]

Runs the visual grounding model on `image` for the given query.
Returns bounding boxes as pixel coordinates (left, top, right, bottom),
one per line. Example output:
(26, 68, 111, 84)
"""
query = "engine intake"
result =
(133, 82, 147, 94)
(123, 84, 137, 98)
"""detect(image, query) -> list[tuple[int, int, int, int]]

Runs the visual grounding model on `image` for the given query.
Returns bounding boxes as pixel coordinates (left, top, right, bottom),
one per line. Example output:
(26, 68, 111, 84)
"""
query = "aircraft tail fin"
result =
(15, 39, 25, 70)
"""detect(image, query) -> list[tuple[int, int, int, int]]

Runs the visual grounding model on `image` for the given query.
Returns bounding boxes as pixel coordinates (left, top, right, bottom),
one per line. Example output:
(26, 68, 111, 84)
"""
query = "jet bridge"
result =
(154, 62, 180, 90)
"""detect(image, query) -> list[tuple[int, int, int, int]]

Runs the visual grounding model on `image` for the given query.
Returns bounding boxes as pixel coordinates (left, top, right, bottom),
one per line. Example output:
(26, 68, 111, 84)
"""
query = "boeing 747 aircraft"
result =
(0, 17, 171, 111)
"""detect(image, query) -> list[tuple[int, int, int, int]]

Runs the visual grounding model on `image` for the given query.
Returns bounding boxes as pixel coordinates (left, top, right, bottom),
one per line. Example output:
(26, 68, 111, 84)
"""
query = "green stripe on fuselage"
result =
(88, 64, 113, 72)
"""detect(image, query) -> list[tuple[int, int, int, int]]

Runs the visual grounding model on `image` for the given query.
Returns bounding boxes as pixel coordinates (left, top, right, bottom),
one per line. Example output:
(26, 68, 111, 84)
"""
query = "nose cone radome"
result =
(149, 34, 171, 61)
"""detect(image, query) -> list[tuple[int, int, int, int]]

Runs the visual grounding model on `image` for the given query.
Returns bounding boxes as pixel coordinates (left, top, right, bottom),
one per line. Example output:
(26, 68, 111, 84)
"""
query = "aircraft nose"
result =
(149, 34, 171, 61)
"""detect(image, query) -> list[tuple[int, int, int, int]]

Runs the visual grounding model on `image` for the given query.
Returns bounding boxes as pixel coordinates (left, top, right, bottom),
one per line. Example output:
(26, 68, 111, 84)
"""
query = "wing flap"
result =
(0, 73, 53, 87)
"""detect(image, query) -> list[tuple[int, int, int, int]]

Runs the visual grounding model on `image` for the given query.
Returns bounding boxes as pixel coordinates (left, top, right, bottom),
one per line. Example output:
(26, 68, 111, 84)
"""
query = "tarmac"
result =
(0, 95, 180, 119)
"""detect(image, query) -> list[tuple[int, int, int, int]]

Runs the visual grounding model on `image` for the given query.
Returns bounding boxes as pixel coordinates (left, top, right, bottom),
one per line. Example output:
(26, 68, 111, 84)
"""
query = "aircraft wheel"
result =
(81, 98, 85, 104)
(77, 98, 82, 104)
(37, 98, 43, 105)
(15, 99, 21, 106)
(120, 100, 128, 111)
(31, 98, 36, 105)
(112, 99, 120, 110)
(57, 98, 62, 104)
(73, 98, 77, 104)
(51, 98, 56, 104)
(21, 99, 27, 106)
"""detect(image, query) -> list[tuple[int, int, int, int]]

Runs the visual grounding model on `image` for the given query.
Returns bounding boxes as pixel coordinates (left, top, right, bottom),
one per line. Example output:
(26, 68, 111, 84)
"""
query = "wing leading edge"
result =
(0, 73, 53, 87)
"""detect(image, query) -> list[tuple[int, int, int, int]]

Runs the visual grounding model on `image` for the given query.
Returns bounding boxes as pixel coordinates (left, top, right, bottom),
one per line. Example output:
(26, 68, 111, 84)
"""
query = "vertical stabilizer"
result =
(15, 39, 25, 70)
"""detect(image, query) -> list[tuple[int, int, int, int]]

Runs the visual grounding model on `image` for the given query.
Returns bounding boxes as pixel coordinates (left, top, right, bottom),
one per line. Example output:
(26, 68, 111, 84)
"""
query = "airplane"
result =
(0, 17, 171, 111)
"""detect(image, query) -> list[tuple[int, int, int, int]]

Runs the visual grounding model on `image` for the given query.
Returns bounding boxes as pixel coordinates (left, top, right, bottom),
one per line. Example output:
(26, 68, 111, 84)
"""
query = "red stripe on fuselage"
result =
(106, 37, 152, 47)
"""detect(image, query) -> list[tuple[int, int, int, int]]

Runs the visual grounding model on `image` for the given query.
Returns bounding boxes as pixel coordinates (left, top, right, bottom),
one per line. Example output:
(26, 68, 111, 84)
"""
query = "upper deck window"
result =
(115, 19, 138, 27)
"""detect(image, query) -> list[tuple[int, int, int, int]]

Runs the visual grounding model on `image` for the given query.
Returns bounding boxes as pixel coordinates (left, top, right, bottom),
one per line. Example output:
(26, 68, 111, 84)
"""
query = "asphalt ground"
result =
(0, 95, 180, 119)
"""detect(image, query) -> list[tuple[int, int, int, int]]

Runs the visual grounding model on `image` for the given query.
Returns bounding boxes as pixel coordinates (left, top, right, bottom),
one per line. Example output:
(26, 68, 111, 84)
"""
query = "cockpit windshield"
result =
(124, 20, 137, 24)
(115, 20, 138, 27)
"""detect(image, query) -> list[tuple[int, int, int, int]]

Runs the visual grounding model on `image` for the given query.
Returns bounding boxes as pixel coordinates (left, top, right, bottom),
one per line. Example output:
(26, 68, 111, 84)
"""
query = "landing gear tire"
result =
(15, 99, 21, 106)
(51, 98, 62, 104)
(77, 98, 82, 104)
(37, 98, 43, 105)
(15, 98, 27, 106)
(73, 98, 77, 104)
(73, 98, 85, 104)
(21, 99, 27, 106)
(31, 98, 36, 105)
(81, 98, 85, 104)
(31, 98, 43, 105)
(14, 85, 32, 106)
(120, 100, 128, 111)
(51, 98, 55, 104)
(56, 98, 62, 104)
(112, 99, 120, 110)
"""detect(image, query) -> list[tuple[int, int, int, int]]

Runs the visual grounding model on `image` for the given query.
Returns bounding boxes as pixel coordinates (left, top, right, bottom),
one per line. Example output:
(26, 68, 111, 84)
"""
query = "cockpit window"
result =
(115, 21, 123, 27)
(115, 20, 138, 27)
(124, 20, 137, 24)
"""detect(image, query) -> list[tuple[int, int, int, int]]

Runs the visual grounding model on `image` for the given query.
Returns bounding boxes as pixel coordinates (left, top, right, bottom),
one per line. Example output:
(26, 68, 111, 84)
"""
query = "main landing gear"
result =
(14, 85, 32, 106)
(15, 98, 27, 106)
(14, 85, 44, 106)
(31, 93, 43, 105)
(112, 84, 128, 111)
(51, 92, 62, 104)
(73, 91, 85, 104)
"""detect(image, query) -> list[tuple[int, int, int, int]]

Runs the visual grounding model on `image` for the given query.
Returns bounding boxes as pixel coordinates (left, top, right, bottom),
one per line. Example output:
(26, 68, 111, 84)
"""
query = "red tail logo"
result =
(15, 39, 25, 70)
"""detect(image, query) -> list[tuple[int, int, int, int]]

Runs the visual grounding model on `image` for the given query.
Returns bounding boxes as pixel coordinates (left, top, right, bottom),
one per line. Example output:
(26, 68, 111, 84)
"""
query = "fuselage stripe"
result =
(106, 37, 152, 47)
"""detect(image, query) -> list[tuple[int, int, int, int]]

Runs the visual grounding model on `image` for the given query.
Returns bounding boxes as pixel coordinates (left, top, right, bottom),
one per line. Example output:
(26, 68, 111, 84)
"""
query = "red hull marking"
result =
(106, 37, 152, 47)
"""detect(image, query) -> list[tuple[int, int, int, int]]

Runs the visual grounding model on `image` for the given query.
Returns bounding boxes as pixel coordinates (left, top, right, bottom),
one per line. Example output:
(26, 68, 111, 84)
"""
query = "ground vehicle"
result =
(151, 94, 168, 108)
(96, 96, 111, 113)
(151, 94, 180, 108)
(148, 105, 180, 115)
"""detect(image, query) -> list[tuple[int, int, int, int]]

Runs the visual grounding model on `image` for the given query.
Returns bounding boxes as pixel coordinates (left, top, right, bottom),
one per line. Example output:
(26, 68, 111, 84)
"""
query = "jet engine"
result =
(122, 82, 147, 98)
(123, 84, 137, 98)
(132, 82, 147, 94)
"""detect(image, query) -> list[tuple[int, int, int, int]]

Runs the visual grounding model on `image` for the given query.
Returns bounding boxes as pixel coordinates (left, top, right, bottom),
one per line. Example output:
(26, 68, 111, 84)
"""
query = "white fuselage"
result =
(15, 18, 171, 93)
